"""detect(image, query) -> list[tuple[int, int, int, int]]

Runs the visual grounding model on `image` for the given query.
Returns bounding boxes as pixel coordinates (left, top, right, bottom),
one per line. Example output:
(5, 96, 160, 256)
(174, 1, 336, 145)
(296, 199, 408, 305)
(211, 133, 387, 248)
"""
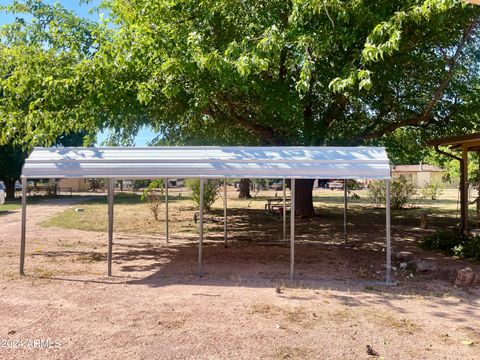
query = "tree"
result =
(238, 179, 252, 199)
(0, 144, 26, 200)
(2, 1, 480, 217)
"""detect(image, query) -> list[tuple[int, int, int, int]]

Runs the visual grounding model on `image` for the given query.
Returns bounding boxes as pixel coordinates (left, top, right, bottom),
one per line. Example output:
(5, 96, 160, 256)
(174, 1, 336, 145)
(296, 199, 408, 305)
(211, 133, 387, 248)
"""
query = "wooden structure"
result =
(427, 133, 480, 232)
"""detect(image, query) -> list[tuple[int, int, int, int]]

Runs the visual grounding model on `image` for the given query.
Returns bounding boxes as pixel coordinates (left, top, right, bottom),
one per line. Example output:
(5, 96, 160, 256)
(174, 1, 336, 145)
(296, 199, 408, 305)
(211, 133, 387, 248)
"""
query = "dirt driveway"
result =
(0, 198, 479, 359)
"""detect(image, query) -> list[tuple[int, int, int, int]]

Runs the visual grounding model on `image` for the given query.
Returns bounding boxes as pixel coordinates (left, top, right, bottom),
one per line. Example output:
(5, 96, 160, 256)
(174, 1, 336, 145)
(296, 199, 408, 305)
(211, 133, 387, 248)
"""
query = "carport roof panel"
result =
(22, 146, 391, 179)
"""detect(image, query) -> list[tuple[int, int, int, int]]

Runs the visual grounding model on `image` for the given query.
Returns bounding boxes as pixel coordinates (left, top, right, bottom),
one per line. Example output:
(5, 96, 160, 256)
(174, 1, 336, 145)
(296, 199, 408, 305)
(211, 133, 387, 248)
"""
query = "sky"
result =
(0, 0, 156, 146)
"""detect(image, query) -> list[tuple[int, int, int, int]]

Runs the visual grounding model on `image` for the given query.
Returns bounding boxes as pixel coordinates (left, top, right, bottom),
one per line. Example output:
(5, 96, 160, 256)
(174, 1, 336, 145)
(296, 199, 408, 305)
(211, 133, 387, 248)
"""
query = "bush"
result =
(420, 230, 463, 256)
(453, 236, 480, 261)
(141, 179, 164, 221)
(421, 181, 444, 200)
(421, 230, 480, 261)
(88, 178, 105, 192)
(368, 176, 416, 209)
(185, 178, 219, 211)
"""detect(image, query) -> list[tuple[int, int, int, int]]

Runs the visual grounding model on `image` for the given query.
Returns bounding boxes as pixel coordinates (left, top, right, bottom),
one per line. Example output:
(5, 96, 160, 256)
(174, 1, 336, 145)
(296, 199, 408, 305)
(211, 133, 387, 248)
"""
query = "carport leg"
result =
(107, 178, 115, 276)
(386, 179, 392, 284)
(224, 178, 227, 245)
(290, 178, 295, 281)
(344, 180, 348, 243)
(20, 177, 27, 276)
(165, 178, 169, 243)
(198, 178, 204, 277)
(283, 178, 286, 243)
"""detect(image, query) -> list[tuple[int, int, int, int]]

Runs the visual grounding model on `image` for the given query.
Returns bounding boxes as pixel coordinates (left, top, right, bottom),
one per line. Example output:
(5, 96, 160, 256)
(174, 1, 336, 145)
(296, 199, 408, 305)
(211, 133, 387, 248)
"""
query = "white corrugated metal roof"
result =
(22, 146, 391, 179)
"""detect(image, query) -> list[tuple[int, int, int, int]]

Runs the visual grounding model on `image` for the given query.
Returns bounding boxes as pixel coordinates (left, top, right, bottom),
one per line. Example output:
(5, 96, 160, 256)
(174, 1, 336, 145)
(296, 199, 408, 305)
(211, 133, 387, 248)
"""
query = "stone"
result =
(451, 267, 479, 288)
(399, 262, 408, 270)
(416, 260, 437, 272)
(394, 251, 414, 262)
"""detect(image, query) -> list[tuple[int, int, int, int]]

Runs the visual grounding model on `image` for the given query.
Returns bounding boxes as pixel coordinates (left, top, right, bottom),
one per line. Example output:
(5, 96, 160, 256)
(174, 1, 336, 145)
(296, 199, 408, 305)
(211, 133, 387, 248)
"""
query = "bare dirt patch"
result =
(0, 191, 479, 359)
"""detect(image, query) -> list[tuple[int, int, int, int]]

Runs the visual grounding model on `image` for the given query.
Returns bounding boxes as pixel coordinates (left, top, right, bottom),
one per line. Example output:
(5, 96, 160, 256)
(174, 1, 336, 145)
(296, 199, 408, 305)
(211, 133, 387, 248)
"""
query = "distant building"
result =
(392, 164, 444, 186)
(57, 178, 89, 192)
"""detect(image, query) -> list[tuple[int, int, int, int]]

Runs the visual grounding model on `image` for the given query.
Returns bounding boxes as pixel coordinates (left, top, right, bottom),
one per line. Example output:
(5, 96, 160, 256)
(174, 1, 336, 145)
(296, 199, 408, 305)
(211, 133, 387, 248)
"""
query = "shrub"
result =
(88, 178, 105, 192)
(368, 176, 416, 209)
(421, 181, 444, 200)
(141, 179, 164, 221)
(453, 236, 480, 261)
(185, 178, 219, 211)
(420, 230, 463, 256)
(421, 230, 480, 261)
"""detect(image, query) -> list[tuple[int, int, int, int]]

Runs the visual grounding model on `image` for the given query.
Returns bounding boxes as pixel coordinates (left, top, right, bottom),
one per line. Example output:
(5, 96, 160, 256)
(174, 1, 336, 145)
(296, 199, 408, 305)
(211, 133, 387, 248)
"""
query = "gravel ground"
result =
(0, 197, 479, 359)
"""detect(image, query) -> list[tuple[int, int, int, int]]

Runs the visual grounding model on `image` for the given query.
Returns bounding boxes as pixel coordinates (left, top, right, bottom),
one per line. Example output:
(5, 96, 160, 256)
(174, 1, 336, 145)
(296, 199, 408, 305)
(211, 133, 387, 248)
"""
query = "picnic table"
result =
(265, 197, 291, 217)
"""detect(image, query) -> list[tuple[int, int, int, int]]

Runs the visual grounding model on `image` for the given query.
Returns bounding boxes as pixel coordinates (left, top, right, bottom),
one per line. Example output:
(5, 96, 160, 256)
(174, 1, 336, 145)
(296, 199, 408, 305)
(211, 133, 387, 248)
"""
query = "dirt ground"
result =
(1, 195, 480, 359)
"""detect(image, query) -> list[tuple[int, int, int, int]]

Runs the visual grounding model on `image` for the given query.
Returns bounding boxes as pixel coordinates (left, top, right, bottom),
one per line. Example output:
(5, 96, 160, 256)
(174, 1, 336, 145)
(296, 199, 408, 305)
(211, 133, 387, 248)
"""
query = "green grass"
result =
(0, 196, 44, 213)
(39, 187, 475, 241)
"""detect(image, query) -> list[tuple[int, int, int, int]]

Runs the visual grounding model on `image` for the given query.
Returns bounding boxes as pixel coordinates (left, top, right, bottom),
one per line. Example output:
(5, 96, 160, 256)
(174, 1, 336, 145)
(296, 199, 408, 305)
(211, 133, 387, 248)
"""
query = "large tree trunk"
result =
(288, 179, 316, 218)
(4, 179, 16, 201)
(238, 178, 251, 198)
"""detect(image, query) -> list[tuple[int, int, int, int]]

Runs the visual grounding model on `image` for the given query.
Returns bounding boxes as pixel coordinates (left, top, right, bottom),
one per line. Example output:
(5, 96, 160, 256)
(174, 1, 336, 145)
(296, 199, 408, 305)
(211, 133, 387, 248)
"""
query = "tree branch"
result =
(349, 19, 478, 145)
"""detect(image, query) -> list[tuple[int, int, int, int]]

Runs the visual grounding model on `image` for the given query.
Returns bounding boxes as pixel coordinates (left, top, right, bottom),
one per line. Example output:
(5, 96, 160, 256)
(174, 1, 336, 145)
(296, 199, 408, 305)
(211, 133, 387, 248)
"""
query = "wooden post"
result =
(461, 146, 469, 232)
(290, 178, 296, 281)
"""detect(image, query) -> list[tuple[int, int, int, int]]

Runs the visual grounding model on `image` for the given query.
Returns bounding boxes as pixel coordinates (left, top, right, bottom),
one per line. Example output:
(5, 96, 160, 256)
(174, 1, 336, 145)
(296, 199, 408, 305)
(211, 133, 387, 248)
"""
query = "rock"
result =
(366, 345, 379, 356)
(399, 262, 408, 270)
(75, 208, 84, 212)
(451, 267, 479, 287)
(416, 260, 437, 272)
(394, 251, 414, 262)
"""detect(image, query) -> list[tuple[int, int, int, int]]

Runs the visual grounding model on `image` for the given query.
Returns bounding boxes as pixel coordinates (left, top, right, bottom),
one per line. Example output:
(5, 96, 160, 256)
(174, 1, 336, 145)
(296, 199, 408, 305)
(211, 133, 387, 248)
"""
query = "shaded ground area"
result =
(1, 191, 479, 359)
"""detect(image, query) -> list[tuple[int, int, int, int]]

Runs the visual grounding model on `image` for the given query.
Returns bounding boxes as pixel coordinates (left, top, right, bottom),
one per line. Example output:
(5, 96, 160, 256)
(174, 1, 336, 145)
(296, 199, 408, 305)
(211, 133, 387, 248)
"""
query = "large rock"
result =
(415, 260, 437, 272)
(451, 267, 479, 287)
(394, 251, 414, 262)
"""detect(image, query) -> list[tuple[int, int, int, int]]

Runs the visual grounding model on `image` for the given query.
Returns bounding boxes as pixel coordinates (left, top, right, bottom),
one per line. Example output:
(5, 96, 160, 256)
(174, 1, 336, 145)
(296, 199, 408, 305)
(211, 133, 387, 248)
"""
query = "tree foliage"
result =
(1, 0, 479, 150)
(1, 1, 480, 216)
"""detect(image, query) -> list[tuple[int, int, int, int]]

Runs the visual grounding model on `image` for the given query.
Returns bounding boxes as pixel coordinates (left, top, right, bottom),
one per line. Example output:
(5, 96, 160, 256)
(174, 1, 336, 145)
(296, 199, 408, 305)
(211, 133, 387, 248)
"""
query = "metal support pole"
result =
(224, 178, 227, 246)
(283, 178, 287, 243)
(344, 180, 348, 243)
(290, 178, 296, 281)
(165, 178, 169, 243)
(107, 178, 115, 276)
(19, 177, 27, 276)
(386, 179, 392, 284)
(198, 178, 205, 277)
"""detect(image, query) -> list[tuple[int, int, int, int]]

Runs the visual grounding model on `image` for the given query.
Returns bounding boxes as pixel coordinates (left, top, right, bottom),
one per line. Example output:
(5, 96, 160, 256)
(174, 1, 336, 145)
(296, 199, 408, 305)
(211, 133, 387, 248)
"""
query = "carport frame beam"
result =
(19, 177, 27, 276)
(165, 178, 169, 243)
(198, 178, 205, 277)
(107, 178, 115, 276)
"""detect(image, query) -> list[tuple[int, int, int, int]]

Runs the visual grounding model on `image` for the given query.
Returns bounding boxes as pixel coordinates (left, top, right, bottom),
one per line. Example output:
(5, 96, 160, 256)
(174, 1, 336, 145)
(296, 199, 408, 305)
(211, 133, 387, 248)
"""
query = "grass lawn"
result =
(0, 196, 44, 213)
(40, 187, 477, 240)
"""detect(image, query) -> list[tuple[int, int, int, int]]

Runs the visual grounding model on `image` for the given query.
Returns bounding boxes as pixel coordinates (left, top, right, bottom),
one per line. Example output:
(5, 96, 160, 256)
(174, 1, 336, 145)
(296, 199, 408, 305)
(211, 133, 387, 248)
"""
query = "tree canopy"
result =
(1, 0, 480, 155)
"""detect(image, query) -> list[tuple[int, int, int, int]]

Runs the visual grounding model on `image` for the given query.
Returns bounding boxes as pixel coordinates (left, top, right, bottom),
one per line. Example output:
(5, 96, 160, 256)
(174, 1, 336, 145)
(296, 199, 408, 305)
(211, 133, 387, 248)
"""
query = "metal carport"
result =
(20, 146, 393, 283)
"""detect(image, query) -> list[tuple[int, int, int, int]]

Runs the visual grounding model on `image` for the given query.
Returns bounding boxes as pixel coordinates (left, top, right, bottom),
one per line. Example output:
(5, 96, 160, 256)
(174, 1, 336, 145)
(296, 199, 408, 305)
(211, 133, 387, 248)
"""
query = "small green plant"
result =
(421, 230, 480, 261)
(88, 178, 105, 192)
(420, 230, 463, 256)
(453, 236, 480, 261)
(141, 179, 164, 221)
(421, 181, 444, 200)
(185, 178, 219, 211)
(368, 176, 416, 209)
